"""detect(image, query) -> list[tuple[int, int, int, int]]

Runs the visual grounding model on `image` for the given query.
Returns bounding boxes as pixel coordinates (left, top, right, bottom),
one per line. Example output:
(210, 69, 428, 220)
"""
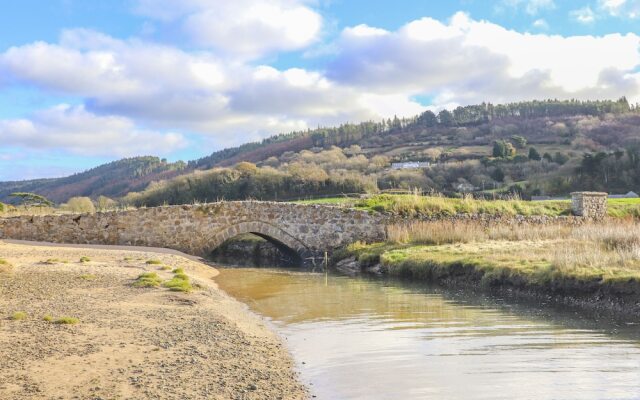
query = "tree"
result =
(528, 147, 541, 161)
(492, 140, 516, 158)
(553, 152, 569, 165)
(234, 162, 258, 175)
(417, 110, 438, 127)
(493, 141, 507, 158)
(491, 167, 505, 182)
(64, 197, 96, 214)
(543, 152, 553, 162)
(9, 192, 53, 209)
(438, 110, 454, 126)
(511, 135, 528, 149)
(97, 196, 117, 211)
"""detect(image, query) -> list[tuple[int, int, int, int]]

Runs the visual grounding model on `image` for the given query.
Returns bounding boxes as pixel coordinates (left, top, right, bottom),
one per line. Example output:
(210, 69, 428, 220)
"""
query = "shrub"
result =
(55, 317, 79, 325)
(11, 311, 27, 320)
(132, 272, 162, 288)
(63, 197, 96, 214)
(79, 256, 91, 263)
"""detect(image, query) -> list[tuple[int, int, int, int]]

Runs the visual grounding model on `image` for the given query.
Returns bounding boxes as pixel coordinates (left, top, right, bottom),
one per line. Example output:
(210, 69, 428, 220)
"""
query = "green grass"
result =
(43, 315, 53, 322)
(79, 274, 97, 281)
(145, 259, 163, 265)
(344, 237, 640, 294)
(163, 269, 193, 293)
(10, 311, 27, 320)
(43, 258, 70, 264)
(607, 198, 640, 218)
(55, 316, 79, 325)
(296, 194, 640, 218)
(132, 272, 163, 288)
(293, 197, 359, 207)
(79, 256, 91, 263)
(355, 194, 571, 217)
(159, 265, 172, 271)
(0, 259, 9, 265)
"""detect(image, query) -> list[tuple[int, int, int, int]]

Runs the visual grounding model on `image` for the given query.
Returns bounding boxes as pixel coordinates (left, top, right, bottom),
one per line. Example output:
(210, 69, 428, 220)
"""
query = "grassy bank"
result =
(341, 220, 640, 312)
(297, 194, 640, 218)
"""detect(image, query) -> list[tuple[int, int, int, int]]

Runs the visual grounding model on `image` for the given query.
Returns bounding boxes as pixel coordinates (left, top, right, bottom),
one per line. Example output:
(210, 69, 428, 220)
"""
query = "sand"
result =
(0, 241, 308, 400)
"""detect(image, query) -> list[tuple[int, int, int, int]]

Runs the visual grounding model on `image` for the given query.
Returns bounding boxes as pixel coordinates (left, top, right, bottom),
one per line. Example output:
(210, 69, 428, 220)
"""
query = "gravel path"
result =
(0, 241, 307, 400)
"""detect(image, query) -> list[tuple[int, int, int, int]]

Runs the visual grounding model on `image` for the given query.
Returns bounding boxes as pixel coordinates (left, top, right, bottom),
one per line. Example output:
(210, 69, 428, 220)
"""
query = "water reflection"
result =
(215, 267, 640, 400)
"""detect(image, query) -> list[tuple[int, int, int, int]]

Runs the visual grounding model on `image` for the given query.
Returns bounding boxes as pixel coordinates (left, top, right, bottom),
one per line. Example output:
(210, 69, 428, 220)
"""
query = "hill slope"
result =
(2, 98, 639, 204)
(0, 157, 187, 203)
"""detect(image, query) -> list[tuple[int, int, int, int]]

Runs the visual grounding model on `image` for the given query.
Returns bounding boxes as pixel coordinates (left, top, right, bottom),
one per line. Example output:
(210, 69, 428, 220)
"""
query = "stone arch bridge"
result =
(0, 201, 387, 265)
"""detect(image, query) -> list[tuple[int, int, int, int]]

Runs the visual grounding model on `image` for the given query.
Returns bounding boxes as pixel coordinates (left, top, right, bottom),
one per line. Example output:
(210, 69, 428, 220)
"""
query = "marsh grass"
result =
(55, 317, 79, 325)
(163, 268, 193, 293)
(0, 258, 12, 274)
(132, 272, 162, 288)
(11, 311, 27, 320)
(43, 258, 70, 264)
(352, 219, 640, 288)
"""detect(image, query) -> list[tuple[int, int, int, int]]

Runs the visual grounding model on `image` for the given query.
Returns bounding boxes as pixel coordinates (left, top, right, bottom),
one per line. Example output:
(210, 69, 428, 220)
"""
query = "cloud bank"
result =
(0, 2, 639, 159)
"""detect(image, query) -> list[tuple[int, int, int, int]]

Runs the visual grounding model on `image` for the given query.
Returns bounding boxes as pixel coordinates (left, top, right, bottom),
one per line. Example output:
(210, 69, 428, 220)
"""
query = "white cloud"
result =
(0, 104, 187, 156)
(133, 0, 322, 59)
(532, 18, 549, 29)
(328, 12, 640, 105)
(499, 0, 556, 15)
(1, 13, 640, 157)
(599, 0, 640, 18)
(571, 6, 597, 23)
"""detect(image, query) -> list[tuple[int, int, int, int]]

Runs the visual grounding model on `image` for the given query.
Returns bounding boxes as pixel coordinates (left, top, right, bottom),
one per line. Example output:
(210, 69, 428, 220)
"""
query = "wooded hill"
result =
(2, 98, 639, 205)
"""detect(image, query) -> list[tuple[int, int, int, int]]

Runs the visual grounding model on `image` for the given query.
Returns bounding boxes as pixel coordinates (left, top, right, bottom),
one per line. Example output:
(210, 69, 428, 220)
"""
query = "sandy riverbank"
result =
(0, 241, 307, 400)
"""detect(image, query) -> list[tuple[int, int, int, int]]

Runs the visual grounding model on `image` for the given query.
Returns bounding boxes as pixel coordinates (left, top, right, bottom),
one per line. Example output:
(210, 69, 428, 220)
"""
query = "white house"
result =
(391, 162, 430, 170)
(608, 191, 639, 199)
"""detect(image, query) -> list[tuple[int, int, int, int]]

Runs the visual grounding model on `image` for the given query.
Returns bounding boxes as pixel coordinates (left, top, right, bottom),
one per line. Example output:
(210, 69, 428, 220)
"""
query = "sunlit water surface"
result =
(214, 267, 640, 400)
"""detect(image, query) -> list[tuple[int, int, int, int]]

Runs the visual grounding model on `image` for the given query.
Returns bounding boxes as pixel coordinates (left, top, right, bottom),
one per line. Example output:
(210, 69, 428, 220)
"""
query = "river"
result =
(214, 266, 640, 400)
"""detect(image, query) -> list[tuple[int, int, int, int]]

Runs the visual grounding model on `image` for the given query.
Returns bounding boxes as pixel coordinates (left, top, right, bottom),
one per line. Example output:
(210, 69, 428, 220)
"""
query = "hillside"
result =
(0, 157, 187, 203)
(2, 98, 639, 205)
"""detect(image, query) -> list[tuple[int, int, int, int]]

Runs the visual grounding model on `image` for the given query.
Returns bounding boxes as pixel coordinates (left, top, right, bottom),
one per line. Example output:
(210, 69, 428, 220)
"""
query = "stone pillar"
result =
(571, 192, 607, 218)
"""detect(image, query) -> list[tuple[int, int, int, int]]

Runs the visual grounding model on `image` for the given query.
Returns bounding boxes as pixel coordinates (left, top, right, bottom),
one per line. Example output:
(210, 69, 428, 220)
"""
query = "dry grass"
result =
(387, 220, 572, 245)
(352, 219, 640, 287)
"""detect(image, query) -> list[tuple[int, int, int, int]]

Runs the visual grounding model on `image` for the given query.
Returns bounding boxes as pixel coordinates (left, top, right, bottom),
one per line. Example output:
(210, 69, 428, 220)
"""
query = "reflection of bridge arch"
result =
(208, 221, 312, 262)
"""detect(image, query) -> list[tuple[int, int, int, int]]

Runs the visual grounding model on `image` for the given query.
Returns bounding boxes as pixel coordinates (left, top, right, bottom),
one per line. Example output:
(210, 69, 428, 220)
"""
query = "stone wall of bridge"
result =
(0, 201, 387, 264)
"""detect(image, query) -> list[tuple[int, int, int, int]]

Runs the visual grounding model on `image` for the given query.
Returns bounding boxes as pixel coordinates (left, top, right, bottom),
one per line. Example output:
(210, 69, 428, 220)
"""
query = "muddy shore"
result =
(0, 241, 307, 400)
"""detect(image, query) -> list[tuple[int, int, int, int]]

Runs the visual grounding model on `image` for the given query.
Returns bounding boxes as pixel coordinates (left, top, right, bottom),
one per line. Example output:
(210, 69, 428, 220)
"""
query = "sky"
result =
(0, 0, 639, 181)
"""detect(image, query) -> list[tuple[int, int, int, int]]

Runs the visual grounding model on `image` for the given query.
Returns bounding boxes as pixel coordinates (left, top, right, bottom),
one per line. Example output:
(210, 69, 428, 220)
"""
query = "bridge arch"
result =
(207, 221, 312, 264)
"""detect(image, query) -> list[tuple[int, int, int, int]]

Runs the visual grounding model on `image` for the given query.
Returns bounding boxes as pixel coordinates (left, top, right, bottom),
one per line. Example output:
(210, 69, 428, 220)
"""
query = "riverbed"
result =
(215, 267, 640, 400)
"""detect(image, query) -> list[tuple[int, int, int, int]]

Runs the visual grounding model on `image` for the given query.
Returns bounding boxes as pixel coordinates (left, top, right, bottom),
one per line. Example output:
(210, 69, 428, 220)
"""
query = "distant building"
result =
(454, 182, 476, 193)
(608, 191, 639, 199)
(390, 161, 430, 170)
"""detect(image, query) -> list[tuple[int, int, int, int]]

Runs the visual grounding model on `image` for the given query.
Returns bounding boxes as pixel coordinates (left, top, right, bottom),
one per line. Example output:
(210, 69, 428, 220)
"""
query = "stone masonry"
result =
(571, 192, 608, 219)
(0, 201, 387, 265)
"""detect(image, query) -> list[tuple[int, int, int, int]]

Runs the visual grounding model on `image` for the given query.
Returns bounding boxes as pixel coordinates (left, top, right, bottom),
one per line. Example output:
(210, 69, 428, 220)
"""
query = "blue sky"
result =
(0, 0, 639, 181)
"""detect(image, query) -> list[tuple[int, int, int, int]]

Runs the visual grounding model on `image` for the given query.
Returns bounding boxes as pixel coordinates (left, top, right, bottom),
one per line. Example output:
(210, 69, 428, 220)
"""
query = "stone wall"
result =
(0, 201, 387, 265)
(571, 192, 608, 219)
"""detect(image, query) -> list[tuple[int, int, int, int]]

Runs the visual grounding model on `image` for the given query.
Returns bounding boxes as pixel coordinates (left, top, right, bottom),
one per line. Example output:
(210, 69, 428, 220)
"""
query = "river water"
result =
(214, 267, 640, 400)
